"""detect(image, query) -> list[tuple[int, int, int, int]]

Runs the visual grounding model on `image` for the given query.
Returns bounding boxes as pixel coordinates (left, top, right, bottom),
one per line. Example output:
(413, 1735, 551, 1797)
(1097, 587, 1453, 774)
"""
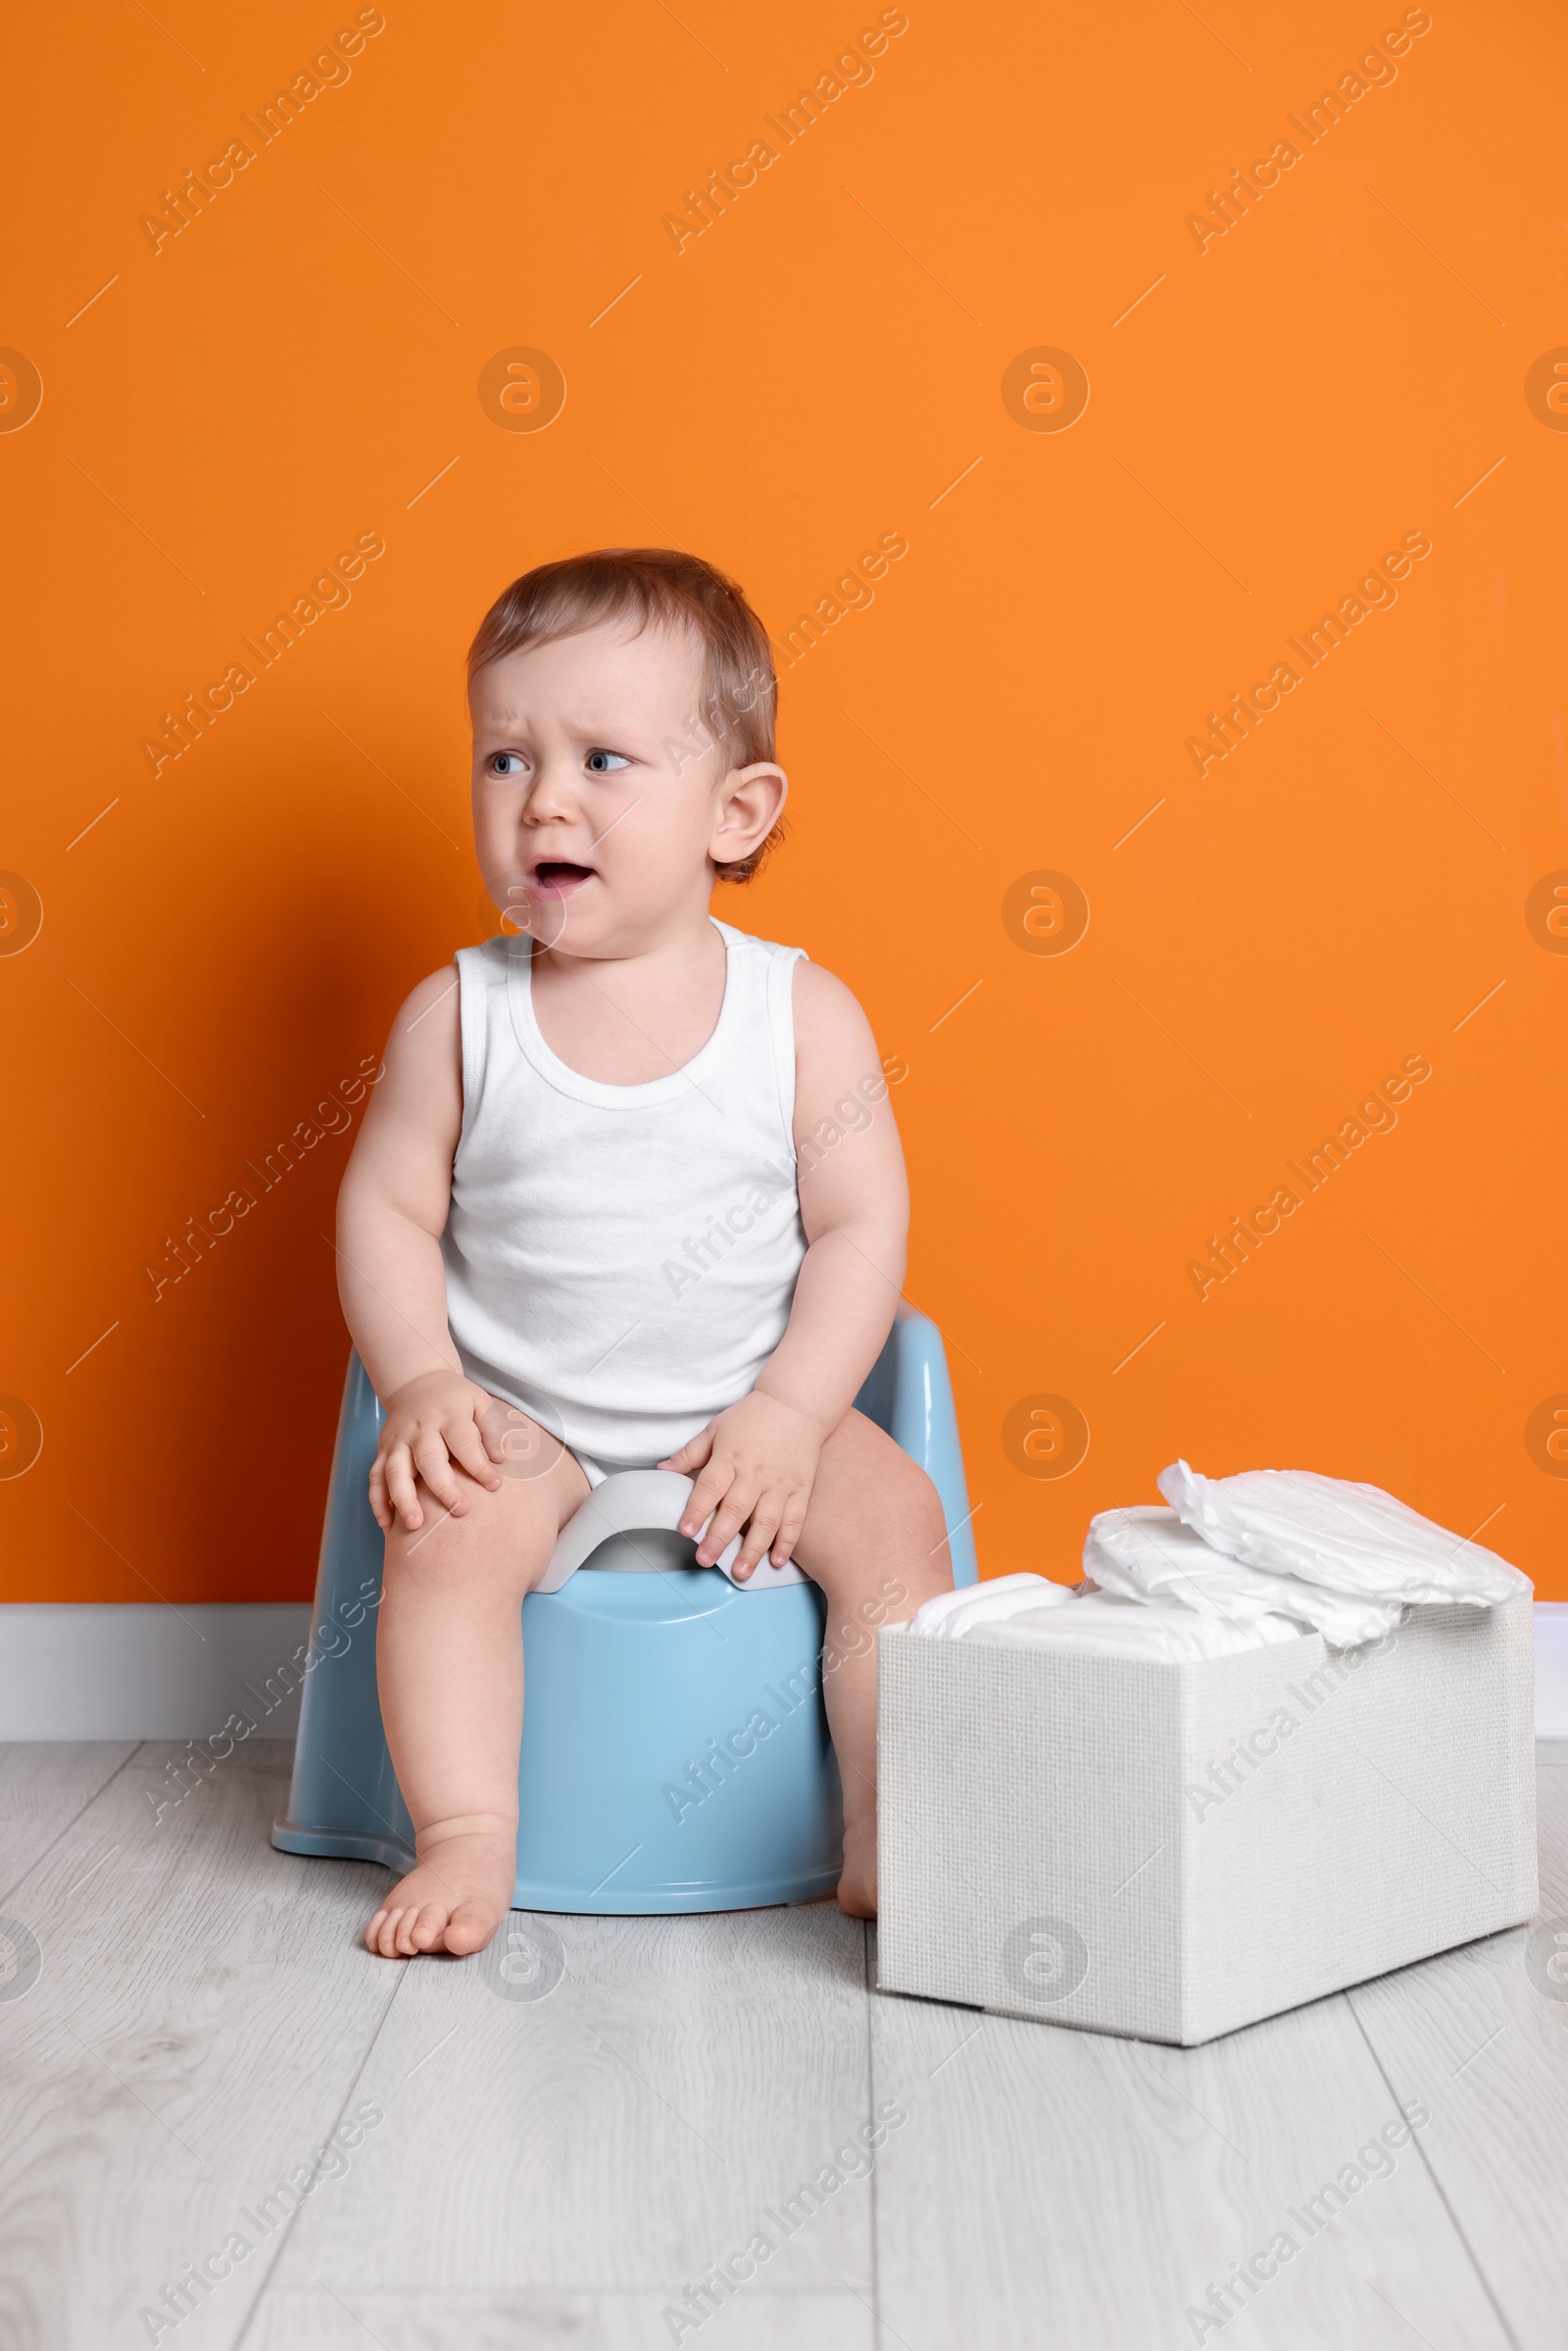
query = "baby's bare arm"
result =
(666, 961, 908, 1574)
(761, 960, 909, 1426)
(337, 966, 502, 1530)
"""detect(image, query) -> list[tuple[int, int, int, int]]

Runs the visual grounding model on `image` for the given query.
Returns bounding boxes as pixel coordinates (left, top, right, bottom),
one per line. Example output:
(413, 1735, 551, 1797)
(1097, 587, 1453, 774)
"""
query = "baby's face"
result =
(469, 618, 769, 956)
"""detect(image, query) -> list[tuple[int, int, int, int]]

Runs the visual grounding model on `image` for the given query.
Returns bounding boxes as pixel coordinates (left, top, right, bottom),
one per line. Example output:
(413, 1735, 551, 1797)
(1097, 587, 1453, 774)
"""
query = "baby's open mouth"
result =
(528, 860, 597, 895)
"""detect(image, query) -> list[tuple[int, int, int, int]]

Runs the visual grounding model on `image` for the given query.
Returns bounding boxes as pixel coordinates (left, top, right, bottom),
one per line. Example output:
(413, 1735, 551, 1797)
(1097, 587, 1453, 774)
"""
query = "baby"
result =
(337, 547, 954, 1960)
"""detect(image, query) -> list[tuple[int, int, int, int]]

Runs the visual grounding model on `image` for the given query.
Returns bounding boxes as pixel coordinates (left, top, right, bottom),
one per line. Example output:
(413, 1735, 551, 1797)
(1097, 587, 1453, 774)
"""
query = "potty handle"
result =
(535, 1469, 808, 1595)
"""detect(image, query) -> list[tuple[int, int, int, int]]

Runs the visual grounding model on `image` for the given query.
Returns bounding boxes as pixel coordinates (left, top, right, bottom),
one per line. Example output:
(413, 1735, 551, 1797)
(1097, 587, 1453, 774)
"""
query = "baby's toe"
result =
(378, 1906, 414, 1959)
(365, 1907, 390, 1954)
(444, 1899, 498, 1956)
(410, 1904, 449, 1951)
(393, 1904, 435, 1957)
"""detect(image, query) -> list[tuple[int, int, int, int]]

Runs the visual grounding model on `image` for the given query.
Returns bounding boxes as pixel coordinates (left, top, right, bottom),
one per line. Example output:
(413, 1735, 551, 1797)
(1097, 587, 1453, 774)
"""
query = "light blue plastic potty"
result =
(272, 1305, 977, 1915)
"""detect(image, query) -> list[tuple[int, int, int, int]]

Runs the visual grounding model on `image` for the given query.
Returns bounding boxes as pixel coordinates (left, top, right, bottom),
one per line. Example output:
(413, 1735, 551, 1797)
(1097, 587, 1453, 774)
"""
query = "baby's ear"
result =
(711, 760, 787, 867)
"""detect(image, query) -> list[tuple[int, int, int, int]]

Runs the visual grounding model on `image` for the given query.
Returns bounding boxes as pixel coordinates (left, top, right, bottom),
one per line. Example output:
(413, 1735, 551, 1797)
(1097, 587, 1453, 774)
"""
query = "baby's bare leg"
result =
(792, 1409, 954, 1918)
(366, 1427, 589, 1959)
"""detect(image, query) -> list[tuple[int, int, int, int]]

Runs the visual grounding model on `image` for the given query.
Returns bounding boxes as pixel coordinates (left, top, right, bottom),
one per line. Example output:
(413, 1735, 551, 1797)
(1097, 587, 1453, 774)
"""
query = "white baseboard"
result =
(1, 1600, 1566, 1741)
(0, 1604, 312, 1739)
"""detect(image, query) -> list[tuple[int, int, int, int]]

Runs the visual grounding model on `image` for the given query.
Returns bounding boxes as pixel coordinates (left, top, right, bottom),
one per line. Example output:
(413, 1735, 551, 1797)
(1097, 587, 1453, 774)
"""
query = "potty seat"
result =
(272, 1306, 977, 1914)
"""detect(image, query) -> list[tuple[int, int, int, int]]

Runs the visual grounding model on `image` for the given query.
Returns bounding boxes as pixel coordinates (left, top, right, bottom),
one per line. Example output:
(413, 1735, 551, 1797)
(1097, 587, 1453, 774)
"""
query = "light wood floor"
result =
(1, 1739, 1564, 2350)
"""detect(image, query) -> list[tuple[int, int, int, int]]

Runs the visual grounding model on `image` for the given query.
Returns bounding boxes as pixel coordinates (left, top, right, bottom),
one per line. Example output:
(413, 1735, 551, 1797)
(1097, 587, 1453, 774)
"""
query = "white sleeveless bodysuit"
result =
(442, 920, 808, 1474)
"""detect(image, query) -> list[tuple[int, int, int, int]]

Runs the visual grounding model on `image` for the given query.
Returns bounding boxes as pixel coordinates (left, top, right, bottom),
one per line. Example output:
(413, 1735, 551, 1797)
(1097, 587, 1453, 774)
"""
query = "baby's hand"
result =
(662, 1393, 822, 1580)
(370, 1370, 505, 1533)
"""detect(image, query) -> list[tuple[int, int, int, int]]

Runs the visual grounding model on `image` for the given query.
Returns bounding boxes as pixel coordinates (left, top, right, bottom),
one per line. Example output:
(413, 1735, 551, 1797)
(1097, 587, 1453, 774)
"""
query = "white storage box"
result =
(876, 1594, 1537, 2045)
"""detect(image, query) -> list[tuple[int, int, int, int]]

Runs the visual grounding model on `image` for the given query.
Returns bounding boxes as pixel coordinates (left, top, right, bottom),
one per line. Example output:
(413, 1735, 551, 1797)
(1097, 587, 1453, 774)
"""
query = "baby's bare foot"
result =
(836, 1818, 877, 1920)
(365, 1822, 517, 1958)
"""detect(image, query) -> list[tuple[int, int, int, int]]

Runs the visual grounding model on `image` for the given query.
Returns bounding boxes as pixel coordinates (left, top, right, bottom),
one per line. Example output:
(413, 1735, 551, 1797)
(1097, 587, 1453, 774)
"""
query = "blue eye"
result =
(488, 753, 527, 777)
(584, 749, 630, 774)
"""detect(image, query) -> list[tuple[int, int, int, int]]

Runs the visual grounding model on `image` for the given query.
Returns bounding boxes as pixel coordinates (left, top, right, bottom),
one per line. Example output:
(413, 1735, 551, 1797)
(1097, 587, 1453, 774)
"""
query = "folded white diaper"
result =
(1083, 1505, 1402, 1649)
(910, 1574, 1301, 1660)
(911, 1575, 1075, 1640)
(906, 1570, 1081, 1645)
(907, 1462, 1531, 1663)
(1158, 1460, 1531, 1611)
(980, 1592, 1303, 1663)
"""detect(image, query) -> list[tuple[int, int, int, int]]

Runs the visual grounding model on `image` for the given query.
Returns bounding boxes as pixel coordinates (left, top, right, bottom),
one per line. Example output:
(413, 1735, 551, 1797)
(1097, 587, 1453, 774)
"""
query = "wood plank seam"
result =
(0, 1740, 140, 1910)
(1348, 1966, 1530, 2350)
(229, 1963, 416, 2351)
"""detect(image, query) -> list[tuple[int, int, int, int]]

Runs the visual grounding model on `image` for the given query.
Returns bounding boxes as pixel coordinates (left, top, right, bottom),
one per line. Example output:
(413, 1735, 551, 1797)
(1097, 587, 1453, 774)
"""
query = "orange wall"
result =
(3, 0, 1564, 1604)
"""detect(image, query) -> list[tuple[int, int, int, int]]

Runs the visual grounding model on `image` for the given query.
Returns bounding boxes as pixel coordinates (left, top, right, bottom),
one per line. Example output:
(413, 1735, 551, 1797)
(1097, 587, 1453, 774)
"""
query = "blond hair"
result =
(467, 547, 781, 881)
